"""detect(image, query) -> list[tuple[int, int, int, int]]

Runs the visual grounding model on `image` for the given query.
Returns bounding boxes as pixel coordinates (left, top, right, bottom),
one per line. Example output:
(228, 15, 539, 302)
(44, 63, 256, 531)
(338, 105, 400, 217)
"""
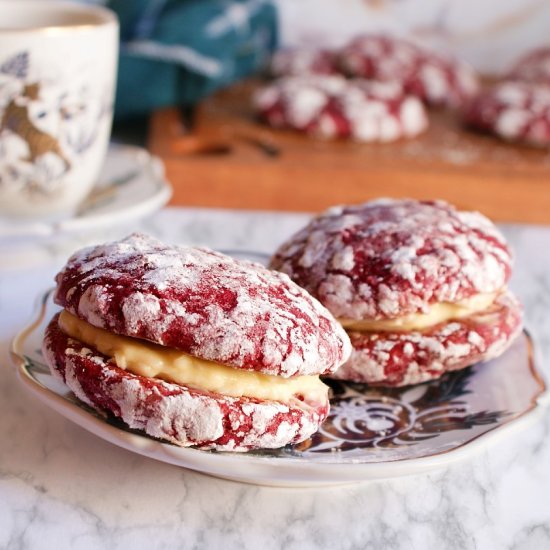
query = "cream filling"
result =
(339, 292, 498, 332)
(58, 310, 328, 405)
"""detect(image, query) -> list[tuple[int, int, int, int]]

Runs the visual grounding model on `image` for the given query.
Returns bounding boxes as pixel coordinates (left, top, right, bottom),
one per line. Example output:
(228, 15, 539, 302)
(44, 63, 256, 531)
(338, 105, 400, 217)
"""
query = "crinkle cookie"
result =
(334, 291, 522, 386)
(465, 81, 550, 147)
(43, 233, 352, 450)
(270, 199, 521, 386)
(338, 34, 479, 108)
(254, 75, 427, 142)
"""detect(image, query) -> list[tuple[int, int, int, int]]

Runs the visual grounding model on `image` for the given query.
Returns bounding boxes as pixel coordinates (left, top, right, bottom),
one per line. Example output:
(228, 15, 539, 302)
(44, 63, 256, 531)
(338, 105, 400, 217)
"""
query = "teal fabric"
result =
(107, 0, 278, 119)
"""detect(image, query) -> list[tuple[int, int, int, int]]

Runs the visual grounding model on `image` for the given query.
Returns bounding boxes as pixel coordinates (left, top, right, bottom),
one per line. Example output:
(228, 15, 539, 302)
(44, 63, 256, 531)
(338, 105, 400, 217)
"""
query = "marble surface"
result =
(1, 207, 549, 549)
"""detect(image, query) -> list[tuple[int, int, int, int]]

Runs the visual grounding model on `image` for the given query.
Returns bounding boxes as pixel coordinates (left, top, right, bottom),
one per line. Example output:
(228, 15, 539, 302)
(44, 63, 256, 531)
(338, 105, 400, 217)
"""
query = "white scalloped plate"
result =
(11, 289, 549, 487)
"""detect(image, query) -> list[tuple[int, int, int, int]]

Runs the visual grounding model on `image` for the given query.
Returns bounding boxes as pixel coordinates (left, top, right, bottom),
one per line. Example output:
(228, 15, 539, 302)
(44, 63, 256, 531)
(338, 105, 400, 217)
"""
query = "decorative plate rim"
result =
(10, 289, 549, 487)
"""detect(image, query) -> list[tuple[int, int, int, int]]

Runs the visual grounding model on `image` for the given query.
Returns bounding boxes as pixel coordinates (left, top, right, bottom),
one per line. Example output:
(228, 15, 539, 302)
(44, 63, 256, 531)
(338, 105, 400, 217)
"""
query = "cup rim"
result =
(0, 0, 118, 33)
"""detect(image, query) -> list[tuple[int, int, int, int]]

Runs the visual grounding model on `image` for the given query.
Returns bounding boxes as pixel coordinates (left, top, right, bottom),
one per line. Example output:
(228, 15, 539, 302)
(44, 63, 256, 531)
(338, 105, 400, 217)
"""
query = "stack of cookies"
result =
(41, 199, 523, 452)
(270, 198, 523, 387)
(43, 233, 351, 451)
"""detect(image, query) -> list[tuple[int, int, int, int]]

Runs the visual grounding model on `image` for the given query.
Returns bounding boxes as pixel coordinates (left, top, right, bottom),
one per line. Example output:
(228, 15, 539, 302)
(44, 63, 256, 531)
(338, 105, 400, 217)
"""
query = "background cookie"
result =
(254, 75, 427, 142)
(338, 35, 420, 84)
(338, 34, 479, 108)
(465, 81, 550, 147)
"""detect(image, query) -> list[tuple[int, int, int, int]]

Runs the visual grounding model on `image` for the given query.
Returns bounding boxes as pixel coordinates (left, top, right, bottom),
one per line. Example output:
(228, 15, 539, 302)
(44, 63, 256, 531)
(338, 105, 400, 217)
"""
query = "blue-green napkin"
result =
(107, 0, 278, 119)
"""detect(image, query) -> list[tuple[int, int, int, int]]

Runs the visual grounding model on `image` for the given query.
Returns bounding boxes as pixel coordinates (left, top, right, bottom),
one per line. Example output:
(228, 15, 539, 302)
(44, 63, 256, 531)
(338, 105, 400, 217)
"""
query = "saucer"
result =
(0, 144, 171, 269)
(11, 288, 549, 487)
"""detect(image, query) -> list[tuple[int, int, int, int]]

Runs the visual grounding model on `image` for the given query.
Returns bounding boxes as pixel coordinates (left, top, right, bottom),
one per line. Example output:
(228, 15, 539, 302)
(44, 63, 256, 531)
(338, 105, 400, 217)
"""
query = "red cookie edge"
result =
(42, 314, 330, 451)
(329, 291, 523, 387)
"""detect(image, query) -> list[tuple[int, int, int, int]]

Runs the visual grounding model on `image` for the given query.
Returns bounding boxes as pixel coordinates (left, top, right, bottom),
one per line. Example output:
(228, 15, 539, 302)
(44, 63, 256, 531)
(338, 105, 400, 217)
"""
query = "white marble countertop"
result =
(1, 207, 549, 549)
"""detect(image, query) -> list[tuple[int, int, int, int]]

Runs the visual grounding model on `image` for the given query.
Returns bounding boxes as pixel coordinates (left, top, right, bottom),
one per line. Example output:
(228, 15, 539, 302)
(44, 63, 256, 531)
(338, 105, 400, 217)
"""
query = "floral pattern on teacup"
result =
(0, 51, 112, 197)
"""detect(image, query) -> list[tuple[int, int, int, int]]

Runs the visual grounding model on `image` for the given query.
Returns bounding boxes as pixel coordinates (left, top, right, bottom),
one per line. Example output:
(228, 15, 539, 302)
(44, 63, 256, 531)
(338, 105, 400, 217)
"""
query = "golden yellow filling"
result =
(58, 310, 328, 405)
(339, 293, 497, 332)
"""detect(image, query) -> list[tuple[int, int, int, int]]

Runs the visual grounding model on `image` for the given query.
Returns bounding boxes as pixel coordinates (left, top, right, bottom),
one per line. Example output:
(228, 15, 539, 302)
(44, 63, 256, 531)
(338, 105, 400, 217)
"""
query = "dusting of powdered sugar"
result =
(42, 316, 328, 451)
(270, 199, 512, 320)
(54, 233, 351, 377)
(339, 34, 420, 82)
(465, 81, 550, 147)
(110, 377, 225, 444)
(330, 291, 523, 386)
(338, 34, 479, 108)
(254, 75, 428, 142)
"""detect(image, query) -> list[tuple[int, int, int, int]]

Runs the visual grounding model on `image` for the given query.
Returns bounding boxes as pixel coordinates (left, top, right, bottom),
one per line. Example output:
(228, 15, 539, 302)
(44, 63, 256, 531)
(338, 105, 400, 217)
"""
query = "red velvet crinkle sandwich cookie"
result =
(269, 199, 523, 386)
(42, 233, 351, 451)
(465, 81, 550, 147)
(254, 75, 427, 142)
(338, 34, 479, 108)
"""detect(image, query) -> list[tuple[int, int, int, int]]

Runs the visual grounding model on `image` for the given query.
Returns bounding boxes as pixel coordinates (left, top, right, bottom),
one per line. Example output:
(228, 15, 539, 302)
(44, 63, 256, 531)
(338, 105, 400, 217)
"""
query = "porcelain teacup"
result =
(0, 1, 118, 220)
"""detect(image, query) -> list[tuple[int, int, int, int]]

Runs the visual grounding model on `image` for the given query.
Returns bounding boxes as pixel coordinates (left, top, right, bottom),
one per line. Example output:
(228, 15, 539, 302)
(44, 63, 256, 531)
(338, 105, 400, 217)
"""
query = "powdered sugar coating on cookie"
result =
(54, 233, 351, 377)
(331, 291, 522, 386)
(43, 315, 328, 451)
(254, 75, 427, 142)
(270, 199, 512, 320)
(338, 34, 479, 108)
(465, 81, 550, 146)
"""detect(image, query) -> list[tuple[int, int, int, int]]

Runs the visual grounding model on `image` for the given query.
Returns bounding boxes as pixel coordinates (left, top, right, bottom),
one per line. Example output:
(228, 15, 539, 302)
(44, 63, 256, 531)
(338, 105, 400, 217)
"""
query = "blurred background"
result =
(12, 0, 547, 224)
(276, 0, 550, 73)
(95, 0, 550, 122)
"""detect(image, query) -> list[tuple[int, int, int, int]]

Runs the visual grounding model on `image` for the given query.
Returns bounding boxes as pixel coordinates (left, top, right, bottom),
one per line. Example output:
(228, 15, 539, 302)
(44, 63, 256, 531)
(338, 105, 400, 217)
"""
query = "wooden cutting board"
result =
(147, 79, 550, 223)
